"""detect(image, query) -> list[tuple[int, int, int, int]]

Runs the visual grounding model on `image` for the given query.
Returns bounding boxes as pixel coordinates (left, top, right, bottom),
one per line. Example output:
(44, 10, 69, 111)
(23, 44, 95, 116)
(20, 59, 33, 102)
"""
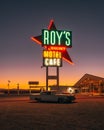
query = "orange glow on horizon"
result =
(0, 76, 76, 89)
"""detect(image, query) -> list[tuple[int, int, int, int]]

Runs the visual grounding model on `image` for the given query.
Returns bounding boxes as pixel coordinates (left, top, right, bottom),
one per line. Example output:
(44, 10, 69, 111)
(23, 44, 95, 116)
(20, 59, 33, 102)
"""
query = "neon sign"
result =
(31, 20, 74, 65)
(43, 50, 62, 58)
(42, 29, 72, 47)
(31, 20, 74, 90)
(47, 46, 66, 51)
(43, 50, 62, 67)
(43, 58, 62, 67)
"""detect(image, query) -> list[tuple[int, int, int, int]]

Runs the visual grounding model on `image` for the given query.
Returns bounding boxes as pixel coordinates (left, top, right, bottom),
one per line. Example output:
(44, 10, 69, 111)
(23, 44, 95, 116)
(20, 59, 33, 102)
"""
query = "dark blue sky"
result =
(0, 0, 104, 88)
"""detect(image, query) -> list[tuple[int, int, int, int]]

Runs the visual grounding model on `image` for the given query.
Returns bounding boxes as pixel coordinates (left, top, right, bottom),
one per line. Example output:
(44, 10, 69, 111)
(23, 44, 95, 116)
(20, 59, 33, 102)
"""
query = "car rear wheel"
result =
(35, 98, 41, 102)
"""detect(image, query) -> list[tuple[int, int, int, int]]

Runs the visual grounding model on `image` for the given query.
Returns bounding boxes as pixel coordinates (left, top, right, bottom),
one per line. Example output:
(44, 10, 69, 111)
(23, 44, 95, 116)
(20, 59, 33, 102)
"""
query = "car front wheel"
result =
(58, 98, 64, 103)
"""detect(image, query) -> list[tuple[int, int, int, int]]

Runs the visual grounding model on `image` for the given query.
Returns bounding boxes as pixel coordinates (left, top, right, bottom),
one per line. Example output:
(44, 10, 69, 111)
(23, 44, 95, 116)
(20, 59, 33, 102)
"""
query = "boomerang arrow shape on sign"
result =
(31, 20, 74, 65)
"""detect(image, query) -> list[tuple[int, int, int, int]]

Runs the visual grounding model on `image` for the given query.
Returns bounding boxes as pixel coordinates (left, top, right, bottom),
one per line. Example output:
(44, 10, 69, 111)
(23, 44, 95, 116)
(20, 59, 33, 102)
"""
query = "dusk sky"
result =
(0, 0, 104, 89)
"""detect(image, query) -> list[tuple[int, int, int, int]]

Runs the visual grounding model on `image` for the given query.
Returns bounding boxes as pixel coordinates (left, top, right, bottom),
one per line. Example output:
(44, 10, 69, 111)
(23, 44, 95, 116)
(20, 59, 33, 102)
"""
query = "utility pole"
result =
(8, 80, 11, 95)
(17, 83, 19, 95)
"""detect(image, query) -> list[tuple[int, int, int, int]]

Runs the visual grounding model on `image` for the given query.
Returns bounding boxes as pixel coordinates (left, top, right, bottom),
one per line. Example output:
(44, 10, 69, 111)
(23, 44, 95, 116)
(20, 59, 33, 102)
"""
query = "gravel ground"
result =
(0, 95, 104, 130)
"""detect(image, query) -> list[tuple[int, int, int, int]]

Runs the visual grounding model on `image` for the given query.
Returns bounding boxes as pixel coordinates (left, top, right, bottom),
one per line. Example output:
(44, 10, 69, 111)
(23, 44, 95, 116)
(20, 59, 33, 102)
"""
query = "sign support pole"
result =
(46, 66, 59, 91)
(57, 67, 59, 89)
(46, 66, 48, 91)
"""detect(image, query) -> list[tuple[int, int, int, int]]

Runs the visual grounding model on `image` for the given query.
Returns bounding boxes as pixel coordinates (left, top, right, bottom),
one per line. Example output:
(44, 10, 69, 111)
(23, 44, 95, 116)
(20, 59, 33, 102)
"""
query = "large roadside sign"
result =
(31, 20, 74, 65)
(31, 20, 74, 90)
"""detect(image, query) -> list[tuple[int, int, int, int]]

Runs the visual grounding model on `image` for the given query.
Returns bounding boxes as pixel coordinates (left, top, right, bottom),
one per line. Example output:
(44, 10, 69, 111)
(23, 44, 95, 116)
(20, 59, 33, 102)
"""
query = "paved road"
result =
(0, 95, 104, 130)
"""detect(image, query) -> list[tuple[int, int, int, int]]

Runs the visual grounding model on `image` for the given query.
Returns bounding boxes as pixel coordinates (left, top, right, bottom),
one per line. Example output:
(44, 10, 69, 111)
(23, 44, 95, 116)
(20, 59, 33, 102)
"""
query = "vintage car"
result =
(30, 91, 76, 103)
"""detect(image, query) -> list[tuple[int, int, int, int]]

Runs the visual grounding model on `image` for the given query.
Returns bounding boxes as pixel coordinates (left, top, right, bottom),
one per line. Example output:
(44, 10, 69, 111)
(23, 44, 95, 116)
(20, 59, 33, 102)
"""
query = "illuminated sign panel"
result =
(47, 46, 66, 51)
(43, 58, 62, 67)
(42, 29, 72, 47)
(43, 50, 62, 67)
(43, 50, 62, 58)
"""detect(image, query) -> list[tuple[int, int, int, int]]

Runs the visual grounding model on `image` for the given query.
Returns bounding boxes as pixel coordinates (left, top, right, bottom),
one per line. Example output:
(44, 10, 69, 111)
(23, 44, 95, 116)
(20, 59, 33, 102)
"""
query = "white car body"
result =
(30, 91, 75, 103)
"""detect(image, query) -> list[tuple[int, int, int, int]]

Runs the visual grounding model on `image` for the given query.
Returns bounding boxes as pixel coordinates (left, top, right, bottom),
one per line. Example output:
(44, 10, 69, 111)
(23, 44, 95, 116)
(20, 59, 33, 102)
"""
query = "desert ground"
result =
(0, 95, 104, 130)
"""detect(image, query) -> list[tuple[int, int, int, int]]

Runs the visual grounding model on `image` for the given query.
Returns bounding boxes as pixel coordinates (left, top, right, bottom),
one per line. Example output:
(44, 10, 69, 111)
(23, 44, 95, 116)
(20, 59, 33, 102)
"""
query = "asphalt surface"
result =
(0, 95, 104, 130)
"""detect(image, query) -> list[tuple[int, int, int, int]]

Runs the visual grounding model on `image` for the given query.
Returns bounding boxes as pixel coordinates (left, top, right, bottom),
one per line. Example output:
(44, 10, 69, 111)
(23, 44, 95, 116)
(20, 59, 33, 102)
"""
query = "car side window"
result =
(47, 92, 51, 95)
(41, 92, 46, 95)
